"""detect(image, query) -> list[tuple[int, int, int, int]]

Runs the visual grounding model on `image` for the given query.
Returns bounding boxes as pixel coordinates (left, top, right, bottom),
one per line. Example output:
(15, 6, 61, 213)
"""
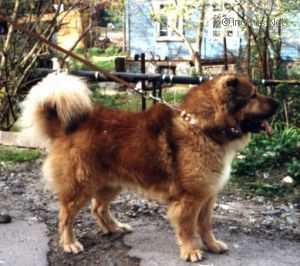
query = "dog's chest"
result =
(217, 134, 251, 191)
(218, 150, 236, 191)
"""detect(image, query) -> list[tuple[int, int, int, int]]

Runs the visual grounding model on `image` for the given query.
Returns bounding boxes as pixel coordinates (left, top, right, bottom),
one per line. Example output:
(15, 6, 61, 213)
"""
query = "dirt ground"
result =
(0, 160, 299, 266)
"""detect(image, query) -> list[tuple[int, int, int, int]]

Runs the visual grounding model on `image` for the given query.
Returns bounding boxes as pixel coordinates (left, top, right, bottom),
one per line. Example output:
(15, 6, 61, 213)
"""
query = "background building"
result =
(125, 0, 300, 60)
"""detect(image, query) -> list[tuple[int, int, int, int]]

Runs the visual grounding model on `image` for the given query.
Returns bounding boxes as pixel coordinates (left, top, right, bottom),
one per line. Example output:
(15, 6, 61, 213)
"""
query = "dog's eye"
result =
(251, 94, 256, 99)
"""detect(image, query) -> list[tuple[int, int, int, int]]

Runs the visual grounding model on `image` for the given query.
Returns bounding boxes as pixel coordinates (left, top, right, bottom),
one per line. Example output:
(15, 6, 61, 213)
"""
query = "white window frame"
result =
(152, 0, 184, 42)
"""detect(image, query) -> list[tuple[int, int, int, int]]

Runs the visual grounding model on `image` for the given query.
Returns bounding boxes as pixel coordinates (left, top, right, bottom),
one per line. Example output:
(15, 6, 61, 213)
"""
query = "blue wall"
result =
(126, 0, 191, 59)
(126, 0, 300, 60)
(126, 0, 225, 59)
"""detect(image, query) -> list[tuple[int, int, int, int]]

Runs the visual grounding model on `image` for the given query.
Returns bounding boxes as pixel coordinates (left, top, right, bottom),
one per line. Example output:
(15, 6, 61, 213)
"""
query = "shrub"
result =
(89, 47, 105, 56)
(287, 158, 300, 184)
(104, 45, 122, 56)
(232, 126, 300, 184)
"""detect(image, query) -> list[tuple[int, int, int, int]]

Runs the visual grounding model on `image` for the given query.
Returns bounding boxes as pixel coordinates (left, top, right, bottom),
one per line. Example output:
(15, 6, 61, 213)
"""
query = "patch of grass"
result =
(92, 90, 145, 112)
(92, 87, 186, 112)
(69, 46, 125, 71)
(0, 145, 41, 163)
(70, 56, 116, 71)
(163, 91, 185, 103)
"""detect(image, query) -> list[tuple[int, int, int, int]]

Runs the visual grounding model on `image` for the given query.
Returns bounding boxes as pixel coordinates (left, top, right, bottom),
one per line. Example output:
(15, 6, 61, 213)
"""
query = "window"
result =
(159, 5, 168, 37)
(153, 1, 183, 41)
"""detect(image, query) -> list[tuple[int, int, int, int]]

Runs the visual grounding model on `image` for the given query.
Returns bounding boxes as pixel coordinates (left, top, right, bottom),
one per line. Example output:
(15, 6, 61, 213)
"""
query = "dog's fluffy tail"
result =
(21, 73, 92, 145)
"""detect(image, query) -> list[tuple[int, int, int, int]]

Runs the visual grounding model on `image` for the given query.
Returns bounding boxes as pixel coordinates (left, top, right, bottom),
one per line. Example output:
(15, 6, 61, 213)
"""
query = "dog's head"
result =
(182, 74, 279, 140)
(214, 75, 278, 135)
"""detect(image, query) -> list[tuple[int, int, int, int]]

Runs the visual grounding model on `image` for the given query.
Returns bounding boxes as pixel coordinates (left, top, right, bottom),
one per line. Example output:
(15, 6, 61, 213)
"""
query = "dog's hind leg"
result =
(91, 187, 132, 234)
(58, 193, 89, 254)
(167, 196, 203, 262)
(198, 196, 229, 253)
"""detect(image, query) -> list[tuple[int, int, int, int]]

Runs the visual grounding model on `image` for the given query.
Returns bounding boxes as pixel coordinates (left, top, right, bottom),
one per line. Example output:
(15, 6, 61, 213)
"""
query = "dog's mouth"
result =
(241, 118, 273, 136)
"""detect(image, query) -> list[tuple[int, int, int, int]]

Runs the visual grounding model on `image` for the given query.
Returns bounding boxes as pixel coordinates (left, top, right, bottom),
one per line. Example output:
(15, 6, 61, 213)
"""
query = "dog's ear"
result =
(226, 77, 248, 113)
(226, 77, 239, 89)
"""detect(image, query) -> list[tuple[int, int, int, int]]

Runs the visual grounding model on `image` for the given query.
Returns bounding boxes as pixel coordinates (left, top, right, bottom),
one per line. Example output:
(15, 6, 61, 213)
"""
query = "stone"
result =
(281, 176, 294, 184)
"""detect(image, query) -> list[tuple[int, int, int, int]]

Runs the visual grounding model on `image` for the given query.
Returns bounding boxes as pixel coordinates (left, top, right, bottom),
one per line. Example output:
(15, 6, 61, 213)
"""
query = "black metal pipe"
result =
(71, 70, 211, 85)
(32, 68, 300, 87)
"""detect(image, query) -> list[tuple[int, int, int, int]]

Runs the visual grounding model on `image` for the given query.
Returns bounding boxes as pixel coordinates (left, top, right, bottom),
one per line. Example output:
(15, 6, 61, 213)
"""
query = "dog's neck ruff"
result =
(218, 133, 251, 191)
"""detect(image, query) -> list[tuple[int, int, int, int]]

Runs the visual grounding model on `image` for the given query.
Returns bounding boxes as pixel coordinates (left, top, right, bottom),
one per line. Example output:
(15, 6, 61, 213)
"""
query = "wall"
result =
(56, 9, 90, 50)
(126, 0, 300, 61)
(125, 0, 240, 59)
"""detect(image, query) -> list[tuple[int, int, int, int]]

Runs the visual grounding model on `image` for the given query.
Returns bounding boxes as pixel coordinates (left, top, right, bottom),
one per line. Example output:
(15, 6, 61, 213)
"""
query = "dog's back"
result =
(21, 74, 178, 198)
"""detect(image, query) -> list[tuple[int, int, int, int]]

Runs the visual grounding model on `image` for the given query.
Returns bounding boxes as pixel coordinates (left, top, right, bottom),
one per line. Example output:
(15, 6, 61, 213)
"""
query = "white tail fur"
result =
(21, 72, 92, 144)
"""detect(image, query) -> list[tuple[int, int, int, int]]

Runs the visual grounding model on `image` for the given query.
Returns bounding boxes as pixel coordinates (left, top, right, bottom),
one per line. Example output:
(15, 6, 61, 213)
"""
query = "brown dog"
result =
(21, 73, 278, 262)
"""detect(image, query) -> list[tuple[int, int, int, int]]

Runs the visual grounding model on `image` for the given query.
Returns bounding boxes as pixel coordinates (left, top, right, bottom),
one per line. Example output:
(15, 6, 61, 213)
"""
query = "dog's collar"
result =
(179, 110, 243, 145)
(208, 127, 244, 145)
(189, 123, 243, 145)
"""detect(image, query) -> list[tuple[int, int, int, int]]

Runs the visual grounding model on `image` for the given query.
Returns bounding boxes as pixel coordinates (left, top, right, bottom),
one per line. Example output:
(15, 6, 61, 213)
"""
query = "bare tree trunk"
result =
(195, 0, 206, 73)
(122, 2, 127, 52)
(246, 29, 252, 78)
(275, 18, 282, 73)
(262, 38, 269, 80)
(0, 0, 20, 69)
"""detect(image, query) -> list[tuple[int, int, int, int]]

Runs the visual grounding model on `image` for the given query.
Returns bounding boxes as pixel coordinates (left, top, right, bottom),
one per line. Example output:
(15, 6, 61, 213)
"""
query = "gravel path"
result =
(0, 160, 299, 265)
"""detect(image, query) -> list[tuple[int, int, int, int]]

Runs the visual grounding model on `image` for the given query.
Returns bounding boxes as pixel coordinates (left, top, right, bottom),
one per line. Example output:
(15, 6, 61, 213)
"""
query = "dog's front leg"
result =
(198, 196, 229, 253)
(167, 197, 203, 262)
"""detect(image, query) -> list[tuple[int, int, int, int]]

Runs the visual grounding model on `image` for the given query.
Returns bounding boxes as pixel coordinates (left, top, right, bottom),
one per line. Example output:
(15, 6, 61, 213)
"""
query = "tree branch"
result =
(0, 0, 20, 69)
(61, 23, 92, 68)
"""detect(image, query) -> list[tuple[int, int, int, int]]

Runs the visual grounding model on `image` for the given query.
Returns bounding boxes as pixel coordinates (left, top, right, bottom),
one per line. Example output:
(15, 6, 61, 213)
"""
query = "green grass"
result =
(70, 55, 116, 71)
(163, 91, 186, 103)
(69, 46, 125, 71)
(93, 92, 139, 111)
(92, 88, 186, 112)
(0, 145, 41, 163)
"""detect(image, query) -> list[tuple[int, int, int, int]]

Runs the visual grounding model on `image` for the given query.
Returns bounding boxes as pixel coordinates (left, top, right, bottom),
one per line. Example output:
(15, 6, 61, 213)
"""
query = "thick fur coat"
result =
(21, 73, 278, 262)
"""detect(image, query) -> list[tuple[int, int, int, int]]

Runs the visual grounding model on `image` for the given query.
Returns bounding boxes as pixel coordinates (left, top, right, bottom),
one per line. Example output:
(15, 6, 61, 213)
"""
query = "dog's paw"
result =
(63, 241, 84, 254)
(102, 222, 133, 235)
(206, 240, 229, 254)
(115, 222, 133, 233)
(180, 247, 203, 262)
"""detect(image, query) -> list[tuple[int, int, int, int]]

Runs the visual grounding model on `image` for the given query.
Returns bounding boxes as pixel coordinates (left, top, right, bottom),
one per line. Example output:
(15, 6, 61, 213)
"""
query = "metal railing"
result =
(31, 68, 300, 111)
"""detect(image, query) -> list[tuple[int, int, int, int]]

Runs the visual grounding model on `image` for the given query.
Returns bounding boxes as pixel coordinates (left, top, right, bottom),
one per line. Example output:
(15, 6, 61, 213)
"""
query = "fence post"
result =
(152, 81, 157, 105)
(115, 57, 126, 72)
(141, 53, 146, 111)
(152, 80, 162, 105)
(223, 37, 228, 71)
